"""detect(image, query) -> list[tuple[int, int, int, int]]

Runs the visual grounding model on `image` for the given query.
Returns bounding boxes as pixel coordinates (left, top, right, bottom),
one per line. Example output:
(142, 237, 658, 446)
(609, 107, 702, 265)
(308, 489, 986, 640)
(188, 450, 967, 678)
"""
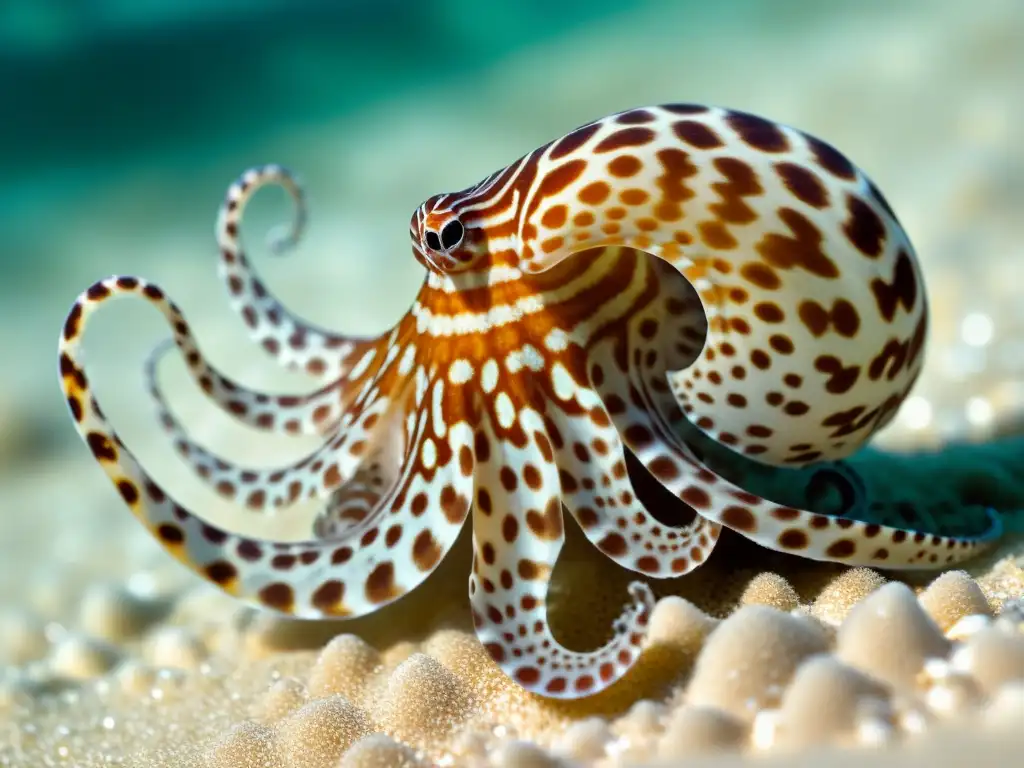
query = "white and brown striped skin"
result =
(58, 104, 1001, 700)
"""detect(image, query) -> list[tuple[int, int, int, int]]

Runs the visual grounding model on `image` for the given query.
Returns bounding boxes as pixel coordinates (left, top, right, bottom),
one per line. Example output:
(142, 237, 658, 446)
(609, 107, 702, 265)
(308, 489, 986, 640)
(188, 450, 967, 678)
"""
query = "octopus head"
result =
(410, 194, 484, 273)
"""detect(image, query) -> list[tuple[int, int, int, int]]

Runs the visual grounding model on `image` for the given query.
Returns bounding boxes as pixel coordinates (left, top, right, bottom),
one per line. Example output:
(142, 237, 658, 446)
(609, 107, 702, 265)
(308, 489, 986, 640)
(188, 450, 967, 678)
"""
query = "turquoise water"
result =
(1, 0, 834, 280)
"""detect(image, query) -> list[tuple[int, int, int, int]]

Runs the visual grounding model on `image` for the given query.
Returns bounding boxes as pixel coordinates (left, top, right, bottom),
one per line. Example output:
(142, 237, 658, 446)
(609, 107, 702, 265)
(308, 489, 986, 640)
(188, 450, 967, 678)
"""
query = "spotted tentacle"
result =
(144, 337, 347, 438)
(608, 338, 1002, 568)
(217, 164, 381, 379)
(312, 453, 389, 539)
(541, 342, 721, 578)
(149, 388, 393, 514)
(622, 267, 975, 537)
(60, 281, 470, 617)
(609, 257, 1000, 566)
(147, 342, 407, 529)
(66, 277, 398, 513)
(469, 410, 653, 699)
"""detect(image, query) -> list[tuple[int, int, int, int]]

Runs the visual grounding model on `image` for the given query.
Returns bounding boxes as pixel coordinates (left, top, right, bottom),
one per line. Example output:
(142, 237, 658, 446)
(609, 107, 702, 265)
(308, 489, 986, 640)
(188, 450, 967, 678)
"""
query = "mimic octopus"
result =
(59, 104, 1002, 699)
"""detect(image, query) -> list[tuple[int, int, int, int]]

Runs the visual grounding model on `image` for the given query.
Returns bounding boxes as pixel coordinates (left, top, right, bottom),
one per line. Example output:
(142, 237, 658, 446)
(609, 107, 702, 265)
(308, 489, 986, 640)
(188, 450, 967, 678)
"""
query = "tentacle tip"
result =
(981, 507, 1006, 540)
(625, 580, 656, 626)
(266, 223, 298, 256)
(627, 580, 654, 602)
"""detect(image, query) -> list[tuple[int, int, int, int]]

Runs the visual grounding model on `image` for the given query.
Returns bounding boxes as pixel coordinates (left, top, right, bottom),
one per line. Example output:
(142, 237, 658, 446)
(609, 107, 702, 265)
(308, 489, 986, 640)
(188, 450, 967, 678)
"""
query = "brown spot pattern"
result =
(366, 562, 400, 604)
(525, 499, 563, 541)
(259, 582, 295, 611)
(775, 162, 829, 208)
(549, 122, 601, 159)
(870, 249, 918, 322)
(843, 194, 886, 257)
(594, 127, 656, 153)
(756, 208, 839, 279)
(721, 506, 757, 532)
(412, 530, 442, 572)
(673, 120, 724, 149)
(726, 111, 790, 152)
(311, 580, 347, 614)
(814, 355, 861, 394)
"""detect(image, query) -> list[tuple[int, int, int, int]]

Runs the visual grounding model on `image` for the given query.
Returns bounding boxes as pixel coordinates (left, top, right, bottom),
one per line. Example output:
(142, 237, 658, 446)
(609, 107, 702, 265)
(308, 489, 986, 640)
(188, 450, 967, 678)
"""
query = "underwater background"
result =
(0, 1, 1021, 765)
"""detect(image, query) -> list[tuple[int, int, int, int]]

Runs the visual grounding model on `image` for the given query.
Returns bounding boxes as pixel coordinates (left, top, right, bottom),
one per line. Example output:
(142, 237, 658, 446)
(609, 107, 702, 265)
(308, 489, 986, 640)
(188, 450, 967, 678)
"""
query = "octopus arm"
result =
(468, 410, 654, 699)
(143, 337, 349, 438)
(61, 277, 393, 514)
(539, 348, 721, 577)
(618, 352, 1003, 568)
(59, 280, 471, 618)
(216, 164, 380, 380)
(614, 264, 1001, 566)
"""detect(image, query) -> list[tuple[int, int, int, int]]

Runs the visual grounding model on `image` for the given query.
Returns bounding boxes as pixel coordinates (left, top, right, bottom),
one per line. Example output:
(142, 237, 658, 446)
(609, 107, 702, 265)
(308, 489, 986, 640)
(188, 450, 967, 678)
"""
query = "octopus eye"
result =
(440, 219, 464, 251)
(424, 230, 442, 251)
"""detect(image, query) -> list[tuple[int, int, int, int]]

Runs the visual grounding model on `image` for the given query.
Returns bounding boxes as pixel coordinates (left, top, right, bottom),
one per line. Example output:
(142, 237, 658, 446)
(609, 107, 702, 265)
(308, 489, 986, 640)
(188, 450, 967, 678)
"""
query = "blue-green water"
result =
(1, 0, 838, 280)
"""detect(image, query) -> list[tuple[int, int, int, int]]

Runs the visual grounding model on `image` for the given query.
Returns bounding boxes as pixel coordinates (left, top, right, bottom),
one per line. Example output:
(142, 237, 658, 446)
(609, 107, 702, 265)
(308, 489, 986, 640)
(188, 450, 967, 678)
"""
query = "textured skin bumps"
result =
(59, 104, 1001, 700)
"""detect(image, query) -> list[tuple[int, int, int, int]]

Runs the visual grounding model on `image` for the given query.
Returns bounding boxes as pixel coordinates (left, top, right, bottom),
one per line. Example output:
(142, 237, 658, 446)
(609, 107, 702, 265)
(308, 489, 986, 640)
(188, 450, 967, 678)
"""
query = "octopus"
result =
(58, 103, 1003, 699)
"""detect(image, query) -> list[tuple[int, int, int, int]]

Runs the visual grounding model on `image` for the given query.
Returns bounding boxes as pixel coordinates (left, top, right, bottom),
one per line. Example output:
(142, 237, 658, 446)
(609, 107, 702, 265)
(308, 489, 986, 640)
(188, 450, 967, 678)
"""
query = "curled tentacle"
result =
(59, 278, 469, 618)
(620, 324, 1000, 567)
(618, 256, 896, 525)
(469, 410, 654, 699)
(599, 339, 1002, 568)
(216, 164, 381, 379)
(147, 333, 408, 522)
(542, 372, 721, 577)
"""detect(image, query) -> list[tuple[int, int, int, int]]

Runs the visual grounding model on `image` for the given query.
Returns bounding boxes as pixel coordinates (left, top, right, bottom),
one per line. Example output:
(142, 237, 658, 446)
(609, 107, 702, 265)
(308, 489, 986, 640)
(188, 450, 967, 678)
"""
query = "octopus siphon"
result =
(58, 104, 1002, 699)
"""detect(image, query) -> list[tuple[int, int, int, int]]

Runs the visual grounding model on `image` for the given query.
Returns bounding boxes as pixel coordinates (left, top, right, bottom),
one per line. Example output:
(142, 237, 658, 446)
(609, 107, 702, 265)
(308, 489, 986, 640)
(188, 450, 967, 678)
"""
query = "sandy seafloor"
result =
(0, 0, 1022, 765)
